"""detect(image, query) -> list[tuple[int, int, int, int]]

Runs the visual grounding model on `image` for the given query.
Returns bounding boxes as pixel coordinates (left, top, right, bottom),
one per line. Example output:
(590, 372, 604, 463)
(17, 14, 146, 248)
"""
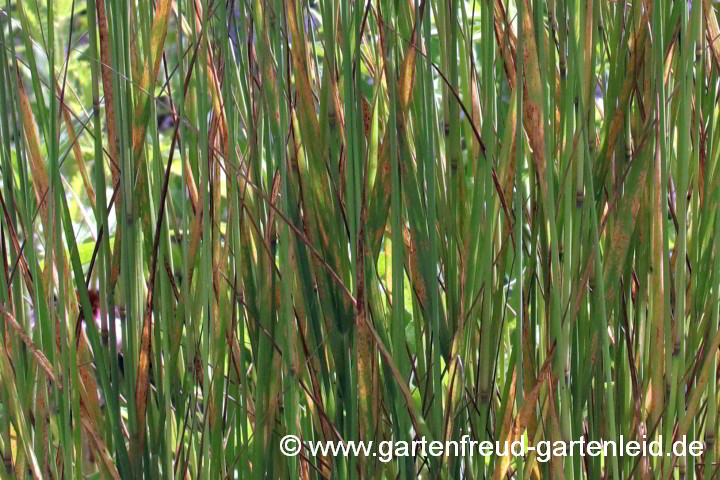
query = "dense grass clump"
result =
(0, 0, 719, 478)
